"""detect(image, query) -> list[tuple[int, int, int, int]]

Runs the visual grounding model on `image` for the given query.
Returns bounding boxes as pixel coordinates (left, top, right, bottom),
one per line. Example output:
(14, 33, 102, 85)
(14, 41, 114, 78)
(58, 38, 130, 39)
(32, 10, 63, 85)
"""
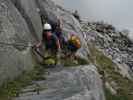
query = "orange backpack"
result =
(69, 35, 81, 49)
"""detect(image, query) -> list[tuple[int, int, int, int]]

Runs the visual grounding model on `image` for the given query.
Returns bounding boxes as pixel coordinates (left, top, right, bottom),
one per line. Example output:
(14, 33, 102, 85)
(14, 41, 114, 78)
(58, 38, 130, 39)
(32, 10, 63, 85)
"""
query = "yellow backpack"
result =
(69, 35, 81, 49)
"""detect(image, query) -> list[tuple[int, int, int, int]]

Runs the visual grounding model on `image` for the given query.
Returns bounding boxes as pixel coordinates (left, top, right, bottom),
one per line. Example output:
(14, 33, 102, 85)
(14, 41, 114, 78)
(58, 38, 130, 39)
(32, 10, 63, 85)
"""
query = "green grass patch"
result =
(104, 87, 129, 100)
(76, 57, 90, 65)
(63, 57, 89, 67)
(0, 65, 45, 100)
(63, 58, 78, 67)
(88, 45, 133, 100)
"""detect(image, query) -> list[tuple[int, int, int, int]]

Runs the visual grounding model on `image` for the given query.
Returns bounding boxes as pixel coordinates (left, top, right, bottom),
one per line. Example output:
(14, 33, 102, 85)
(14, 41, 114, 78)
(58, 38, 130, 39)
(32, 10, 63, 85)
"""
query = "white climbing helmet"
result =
(43, 23, 52, 30)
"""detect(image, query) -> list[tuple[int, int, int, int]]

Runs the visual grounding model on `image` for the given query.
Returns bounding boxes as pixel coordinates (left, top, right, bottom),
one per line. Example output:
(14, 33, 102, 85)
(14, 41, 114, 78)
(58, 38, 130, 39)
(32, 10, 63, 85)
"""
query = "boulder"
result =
(15, 65, 105, 100)
(0, 0, 35, 86)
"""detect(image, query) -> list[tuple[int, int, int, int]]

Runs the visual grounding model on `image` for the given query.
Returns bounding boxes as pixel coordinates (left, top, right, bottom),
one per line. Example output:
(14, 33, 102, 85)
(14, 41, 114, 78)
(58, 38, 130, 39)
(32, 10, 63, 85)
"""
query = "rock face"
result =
(36, 0, 89, 59)
(0, 0, 90, 87)
(0, 0, 36, 86)
(0, 0, 105, 100)
(15, 65, 105, 100)
(11, 0, 43, 40)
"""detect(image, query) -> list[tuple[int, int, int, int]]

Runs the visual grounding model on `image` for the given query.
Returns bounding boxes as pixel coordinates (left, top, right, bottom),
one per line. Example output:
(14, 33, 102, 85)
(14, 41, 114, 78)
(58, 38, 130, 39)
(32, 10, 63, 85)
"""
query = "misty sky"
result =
(53, 0, 133, 33)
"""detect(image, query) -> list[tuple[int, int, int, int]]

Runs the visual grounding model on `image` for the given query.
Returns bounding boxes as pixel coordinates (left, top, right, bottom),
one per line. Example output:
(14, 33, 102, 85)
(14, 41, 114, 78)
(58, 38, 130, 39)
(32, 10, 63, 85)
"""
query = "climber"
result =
(54, 17, 63, 38)
(65, 33, 81, 59)
(36, 23, 61, 65)
(54, 17, 67, 49)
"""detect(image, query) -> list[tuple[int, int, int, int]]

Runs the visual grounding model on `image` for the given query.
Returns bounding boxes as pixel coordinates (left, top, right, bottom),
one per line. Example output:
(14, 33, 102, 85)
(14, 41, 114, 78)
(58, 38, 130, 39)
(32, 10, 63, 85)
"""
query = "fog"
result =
(52, 0, 133, 35)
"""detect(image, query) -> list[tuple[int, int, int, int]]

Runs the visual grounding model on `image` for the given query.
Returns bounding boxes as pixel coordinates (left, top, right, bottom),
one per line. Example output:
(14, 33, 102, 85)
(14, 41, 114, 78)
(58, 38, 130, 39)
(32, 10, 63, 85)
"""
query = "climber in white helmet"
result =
(35, 23, 61, 65)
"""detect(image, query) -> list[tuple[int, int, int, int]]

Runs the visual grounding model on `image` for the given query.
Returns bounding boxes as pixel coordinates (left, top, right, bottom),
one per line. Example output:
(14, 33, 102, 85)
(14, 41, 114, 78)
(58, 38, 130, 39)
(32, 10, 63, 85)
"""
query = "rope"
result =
(0, 42, 33, 47)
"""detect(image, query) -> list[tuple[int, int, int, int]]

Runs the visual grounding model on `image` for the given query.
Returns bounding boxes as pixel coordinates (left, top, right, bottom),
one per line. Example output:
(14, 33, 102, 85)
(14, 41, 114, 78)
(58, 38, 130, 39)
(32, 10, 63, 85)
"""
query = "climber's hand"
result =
(36, 42, 41, 48)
